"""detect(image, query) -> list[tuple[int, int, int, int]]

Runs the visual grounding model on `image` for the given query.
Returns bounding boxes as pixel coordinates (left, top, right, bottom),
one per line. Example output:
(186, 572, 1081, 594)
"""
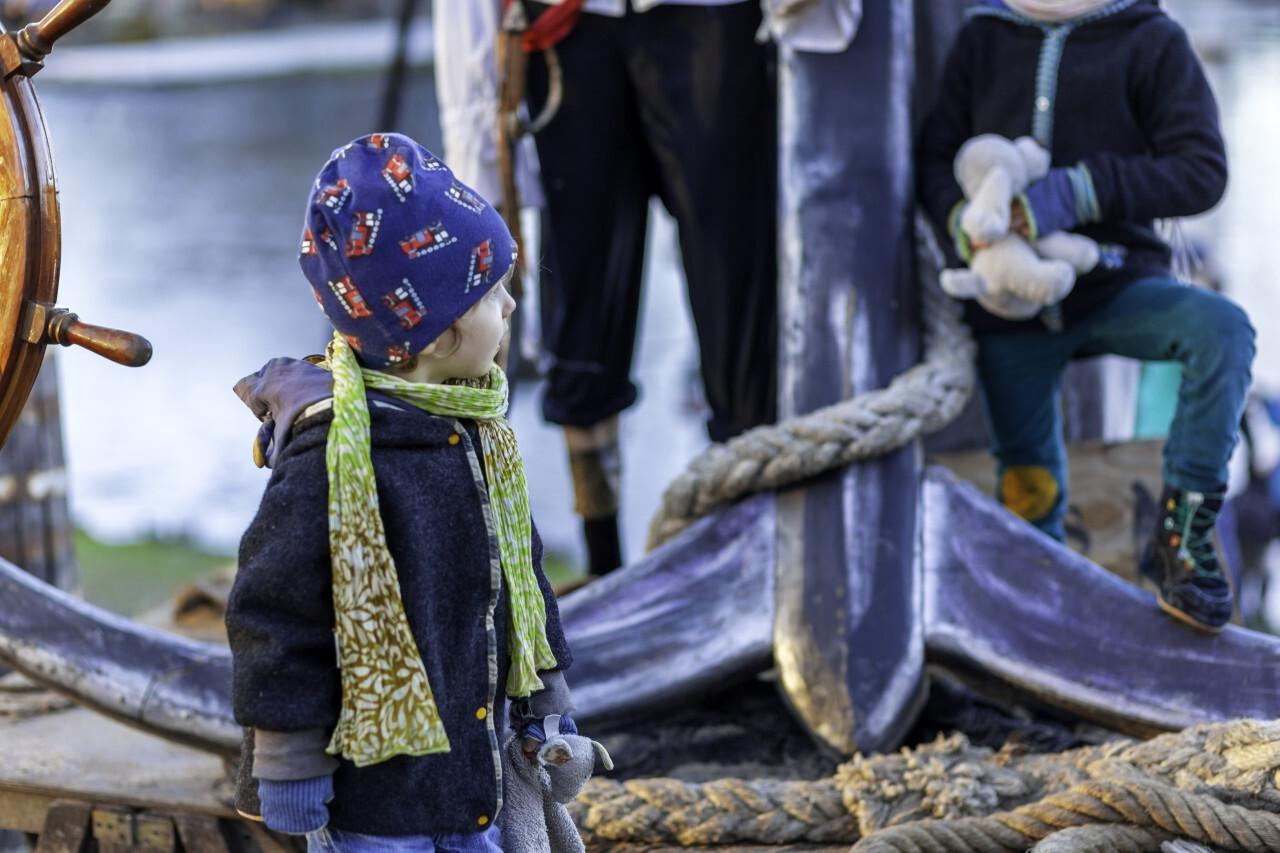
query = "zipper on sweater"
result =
(1031, 24, 1071, 148)
(967, 0, 1147, 150)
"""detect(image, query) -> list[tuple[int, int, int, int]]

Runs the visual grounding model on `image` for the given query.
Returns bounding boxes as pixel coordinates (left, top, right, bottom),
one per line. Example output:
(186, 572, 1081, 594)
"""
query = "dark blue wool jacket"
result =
(226, 398, 573, 837)
(916, 0, 1227, 333)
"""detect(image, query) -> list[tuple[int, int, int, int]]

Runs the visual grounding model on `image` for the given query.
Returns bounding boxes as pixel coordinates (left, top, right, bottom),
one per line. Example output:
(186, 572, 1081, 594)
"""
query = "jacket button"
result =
(448, 434, 461, 446)
(477, 816, 489, 826)
(476, 707, 488, 720)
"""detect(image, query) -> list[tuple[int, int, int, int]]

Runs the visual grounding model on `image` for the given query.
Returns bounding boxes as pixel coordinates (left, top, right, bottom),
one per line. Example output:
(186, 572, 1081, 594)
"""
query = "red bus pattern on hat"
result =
(347, 210, 383, 258)
(399, 221, 456, 258)
(300, 133, 516, 369)
(319, 227, 339, 252)
(320, 178, 351, 211)
(382, 153, 414, 202)
(330, 276, 372, 319)
(419, 152, 448, 172)
(466, 239, 497, 293)
(446, 180, 484, 213)
(382, 280, 426, 330)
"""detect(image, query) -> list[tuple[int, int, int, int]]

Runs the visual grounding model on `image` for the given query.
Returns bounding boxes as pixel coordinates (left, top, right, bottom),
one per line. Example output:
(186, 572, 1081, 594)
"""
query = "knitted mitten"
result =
(257, 775, 333, 835)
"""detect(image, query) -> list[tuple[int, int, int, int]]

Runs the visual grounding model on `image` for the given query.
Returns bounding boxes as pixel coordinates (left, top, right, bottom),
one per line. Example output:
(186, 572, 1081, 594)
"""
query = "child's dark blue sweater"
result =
(916, 0, 1227, 333)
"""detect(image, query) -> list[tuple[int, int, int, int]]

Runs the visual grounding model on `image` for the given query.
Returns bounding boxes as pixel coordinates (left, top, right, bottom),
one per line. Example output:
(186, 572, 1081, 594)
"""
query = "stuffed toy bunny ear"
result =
(540, 716, 614, 804)
(1012, 136, 1051, 181)
(591, 739, 614, 771)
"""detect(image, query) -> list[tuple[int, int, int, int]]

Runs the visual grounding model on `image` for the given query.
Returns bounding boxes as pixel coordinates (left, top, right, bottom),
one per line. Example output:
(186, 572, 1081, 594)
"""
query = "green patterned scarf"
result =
(322, 332, 557, 767)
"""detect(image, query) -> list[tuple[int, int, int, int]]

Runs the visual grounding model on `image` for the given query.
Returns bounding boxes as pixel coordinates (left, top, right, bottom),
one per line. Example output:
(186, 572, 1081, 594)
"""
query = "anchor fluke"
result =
(23, 301, 152, 367)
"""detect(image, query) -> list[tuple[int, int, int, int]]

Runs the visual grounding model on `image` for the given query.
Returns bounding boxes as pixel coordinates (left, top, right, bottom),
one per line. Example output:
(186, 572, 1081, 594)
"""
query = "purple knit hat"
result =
(299, 133, 516, 368)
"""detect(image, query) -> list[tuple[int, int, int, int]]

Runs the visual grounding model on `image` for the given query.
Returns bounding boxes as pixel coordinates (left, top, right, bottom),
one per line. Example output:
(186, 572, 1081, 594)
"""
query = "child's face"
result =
(439, 279, 517, 380)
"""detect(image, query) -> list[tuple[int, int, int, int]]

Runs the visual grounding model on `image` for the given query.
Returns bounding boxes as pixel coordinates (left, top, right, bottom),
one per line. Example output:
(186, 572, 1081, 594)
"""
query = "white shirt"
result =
(534, 0, 747, 15)
(545, 0, 862, 49)
(432, 0, 542, 209)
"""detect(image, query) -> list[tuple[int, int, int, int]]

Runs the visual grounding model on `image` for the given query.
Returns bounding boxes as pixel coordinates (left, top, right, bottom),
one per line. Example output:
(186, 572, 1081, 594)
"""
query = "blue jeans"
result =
(306, 825, 502, 853)
(975, 276, 1255, 541)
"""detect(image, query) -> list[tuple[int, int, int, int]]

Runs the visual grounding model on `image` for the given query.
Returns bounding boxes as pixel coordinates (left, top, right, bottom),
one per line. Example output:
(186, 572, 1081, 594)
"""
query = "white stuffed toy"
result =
(499, 716, 614, 853)
(940, 133, 1100, 321)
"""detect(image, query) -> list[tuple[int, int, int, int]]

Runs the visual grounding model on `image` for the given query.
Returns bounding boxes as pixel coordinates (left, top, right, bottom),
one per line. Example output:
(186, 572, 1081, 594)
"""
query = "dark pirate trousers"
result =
(524, 1, 777, 442)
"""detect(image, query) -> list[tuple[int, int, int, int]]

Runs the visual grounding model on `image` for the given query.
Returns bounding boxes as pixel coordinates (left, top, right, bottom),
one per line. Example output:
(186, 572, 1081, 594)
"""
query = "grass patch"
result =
(541, 550, 581, 588)
(74, 529, 234, 617)
(74, 530, 583, 617)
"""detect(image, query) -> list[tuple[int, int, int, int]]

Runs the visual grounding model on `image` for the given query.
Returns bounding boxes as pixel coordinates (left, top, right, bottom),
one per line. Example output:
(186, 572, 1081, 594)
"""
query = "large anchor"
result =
(0, 0, 151, 448)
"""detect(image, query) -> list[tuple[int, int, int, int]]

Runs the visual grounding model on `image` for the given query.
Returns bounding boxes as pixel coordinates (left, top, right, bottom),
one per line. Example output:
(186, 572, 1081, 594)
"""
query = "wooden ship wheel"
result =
(0, 0, 150, 452)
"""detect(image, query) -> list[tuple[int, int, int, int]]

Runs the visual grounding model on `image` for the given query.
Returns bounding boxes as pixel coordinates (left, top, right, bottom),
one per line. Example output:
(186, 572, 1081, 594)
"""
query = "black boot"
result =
(568, 442, 623, 575)
(1139, 483, 1234, 634)
(582, 515, 622, 576)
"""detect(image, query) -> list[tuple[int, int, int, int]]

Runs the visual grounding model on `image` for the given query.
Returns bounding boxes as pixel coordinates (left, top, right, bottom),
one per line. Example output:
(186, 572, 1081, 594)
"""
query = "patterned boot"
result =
(1139, 483, 1234, 634)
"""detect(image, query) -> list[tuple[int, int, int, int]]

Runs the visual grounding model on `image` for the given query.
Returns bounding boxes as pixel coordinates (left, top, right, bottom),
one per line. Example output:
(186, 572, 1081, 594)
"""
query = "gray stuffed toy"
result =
(940, 133, 1099, 320)
(498, 715, 613, 853)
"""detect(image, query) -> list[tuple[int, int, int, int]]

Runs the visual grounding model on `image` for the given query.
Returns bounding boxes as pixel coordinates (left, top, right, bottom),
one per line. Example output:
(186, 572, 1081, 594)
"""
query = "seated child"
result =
(226, 133, 576, 852)
(916, 0, 1256, 634)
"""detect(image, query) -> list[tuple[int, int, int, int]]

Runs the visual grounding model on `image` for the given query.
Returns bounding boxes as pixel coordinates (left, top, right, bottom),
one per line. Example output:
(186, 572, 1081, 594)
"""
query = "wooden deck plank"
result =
(0, 788, 50, 834)
(31, 801, 92, 853)
(0, 706, 235, 831)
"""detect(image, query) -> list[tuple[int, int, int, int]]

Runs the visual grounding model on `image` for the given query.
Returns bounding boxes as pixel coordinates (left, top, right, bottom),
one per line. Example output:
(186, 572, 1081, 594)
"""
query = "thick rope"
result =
(567, 776, 855, 845)
(645, 213, 976, 550)
(1030, 824, 1171, 853)
(569, 719, 1280, 852)
(850, 777, 1280, 852)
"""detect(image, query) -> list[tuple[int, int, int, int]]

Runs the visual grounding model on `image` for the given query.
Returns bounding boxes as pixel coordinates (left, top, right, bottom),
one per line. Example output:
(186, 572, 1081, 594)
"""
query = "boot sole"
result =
(1141, 551, 1230, 636)
(1155, 594, 1226, 636)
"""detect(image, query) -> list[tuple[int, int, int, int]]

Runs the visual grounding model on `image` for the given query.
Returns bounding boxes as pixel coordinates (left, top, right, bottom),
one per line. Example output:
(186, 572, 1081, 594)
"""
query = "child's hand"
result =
(971, 201, 1029, 251)
(1010, 197, 1031, 238)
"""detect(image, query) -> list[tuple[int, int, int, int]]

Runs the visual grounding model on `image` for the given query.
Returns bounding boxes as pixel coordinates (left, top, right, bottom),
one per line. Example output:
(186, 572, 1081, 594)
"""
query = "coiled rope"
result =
(569, 719, 1280, 852)
(645, 213, 977, 551)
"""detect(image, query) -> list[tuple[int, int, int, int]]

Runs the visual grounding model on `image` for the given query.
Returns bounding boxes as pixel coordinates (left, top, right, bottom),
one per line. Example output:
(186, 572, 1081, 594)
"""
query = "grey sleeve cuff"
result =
(527, 669, 576, 719)
(252, 728, 341, 781)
